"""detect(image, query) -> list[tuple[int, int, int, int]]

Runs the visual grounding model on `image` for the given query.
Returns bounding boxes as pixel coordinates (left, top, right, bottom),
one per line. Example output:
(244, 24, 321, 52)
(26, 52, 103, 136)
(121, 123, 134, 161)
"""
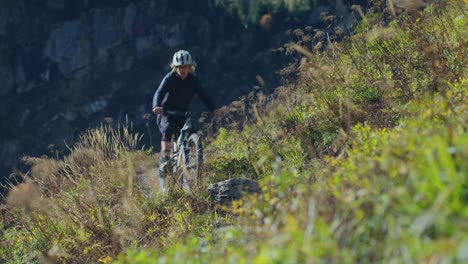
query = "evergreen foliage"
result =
(213, 0, 317, 26)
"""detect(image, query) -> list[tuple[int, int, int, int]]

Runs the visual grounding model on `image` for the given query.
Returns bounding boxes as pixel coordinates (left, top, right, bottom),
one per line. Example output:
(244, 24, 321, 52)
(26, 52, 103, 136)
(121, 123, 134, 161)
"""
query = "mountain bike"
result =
(164, 110, 203, 193)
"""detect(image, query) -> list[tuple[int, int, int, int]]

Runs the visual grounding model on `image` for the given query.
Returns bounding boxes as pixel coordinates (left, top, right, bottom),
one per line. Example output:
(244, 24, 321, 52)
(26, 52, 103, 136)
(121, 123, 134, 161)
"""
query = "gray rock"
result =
(91, 8, 125, 52)
(135, 36, 157, 58)
(159, 24, 184, 48)
(208, 178, 262, 205)
(0, 8, 7, 36)
(44, 0, 65, 11)
(80, 97, 108, 118)
(0, 65, 14, 96)
(123, 3, 137, 37)
(45, 20, 83, 74)
(0, 140, 20, 169)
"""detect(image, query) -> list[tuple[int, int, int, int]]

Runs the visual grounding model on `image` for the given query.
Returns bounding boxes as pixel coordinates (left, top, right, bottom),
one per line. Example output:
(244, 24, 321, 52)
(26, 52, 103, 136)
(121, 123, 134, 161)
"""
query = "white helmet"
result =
(172, 50, 195, 67)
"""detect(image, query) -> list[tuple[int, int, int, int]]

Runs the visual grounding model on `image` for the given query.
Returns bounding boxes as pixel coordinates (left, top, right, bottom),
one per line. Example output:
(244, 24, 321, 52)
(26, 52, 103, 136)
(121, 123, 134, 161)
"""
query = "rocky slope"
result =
(0, 0, 358, 184)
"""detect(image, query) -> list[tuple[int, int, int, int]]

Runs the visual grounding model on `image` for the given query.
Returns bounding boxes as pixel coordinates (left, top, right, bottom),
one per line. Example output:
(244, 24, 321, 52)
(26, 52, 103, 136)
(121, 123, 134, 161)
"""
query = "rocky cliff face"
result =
(0, 0, 285, 178)
(0, 0, 359, 182)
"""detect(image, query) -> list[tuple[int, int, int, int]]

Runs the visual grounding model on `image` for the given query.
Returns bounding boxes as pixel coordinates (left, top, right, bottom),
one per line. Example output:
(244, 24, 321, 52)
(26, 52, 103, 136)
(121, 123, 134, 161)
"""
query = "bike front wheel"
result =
(179, 133, 203, 192)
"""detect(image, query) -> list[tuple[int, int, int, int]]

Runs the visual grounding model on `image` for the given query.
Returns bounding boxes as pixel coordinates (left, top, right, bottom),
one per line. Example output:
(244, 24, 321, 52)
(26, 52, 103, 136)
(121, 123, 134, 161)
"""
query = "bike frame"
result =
(164, 110, 198, 191)
(172, 118, 192, 168)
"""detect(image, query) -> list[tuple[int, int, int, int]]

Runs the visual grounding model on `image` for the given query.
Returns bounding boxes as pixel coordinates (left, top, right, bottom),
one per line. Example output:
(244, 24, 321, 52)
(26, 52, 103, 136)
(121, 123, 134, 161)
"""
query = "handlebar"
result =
(162, 109, 191, 118)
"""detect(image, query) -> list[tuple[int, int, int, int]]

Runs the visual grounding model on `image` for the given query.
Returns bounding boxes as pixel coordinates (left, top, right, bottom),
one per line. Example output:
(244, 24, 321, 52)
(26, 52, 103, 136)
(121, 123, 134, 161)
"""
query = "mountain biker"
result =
(152, 50, 217, 192)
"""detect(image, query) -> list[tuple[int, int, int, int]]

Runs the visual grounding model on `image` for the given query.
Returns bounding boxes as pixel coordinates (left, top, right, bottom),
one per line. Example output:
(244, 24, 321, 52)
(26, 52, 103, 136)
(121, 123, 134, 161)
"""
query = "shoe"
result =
(158, 151, 171, 194)
(159, 176, 167, 194)
(181, 176, 191, 194)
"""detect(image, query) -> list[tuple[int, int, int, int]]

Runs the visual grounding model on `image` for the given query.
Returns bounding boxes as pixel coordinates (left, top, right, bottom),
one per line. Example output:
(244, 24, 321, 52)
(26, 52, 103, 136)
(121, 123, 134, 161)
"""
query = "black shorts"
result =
(157, 114, 186, 142)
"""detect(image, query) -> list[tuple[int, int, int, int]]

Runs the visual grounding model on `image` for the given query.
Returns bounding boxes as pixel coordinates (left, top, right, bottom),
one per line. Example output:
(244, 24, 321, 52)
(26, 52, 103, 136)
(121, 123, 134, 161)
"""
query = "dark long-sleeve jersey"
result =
(152, 71, 216, 112)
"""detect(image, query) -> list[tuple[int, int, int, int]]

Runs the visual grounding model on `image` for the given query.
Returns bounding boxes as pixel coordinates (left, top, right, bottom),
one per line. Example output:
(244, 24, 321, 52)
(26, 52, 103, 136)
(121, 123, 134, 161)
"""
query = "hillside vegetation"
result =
(214, 0, 325, 25)
(1, 1, 467, 263)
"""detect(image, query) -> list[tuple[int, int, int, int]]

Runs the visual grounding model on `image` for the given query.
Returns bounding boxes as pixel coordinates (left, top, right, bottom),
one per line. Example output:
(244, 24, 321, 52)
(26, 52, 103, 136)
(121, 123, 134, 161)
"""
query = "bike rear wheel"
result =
(179, 133, 203, 192)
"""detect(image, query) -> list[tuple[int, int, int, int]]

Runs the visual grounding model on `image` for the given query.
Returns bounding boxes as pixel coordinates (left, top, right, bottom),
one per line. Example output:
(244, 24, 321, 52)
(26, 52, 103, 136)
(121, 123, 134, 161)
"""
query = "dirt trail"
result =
(135, 154, 162, 197)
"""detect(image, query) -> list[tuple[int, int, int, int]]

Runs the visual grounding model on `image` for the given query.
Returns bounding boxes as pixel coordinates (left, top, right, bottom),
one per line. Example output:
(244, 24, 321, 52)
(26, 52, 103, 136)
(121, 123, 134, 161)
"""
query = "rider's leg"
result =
(159, 140, 172, 192)
(157, 114, 172, 193)
(157, 115, 185, 193)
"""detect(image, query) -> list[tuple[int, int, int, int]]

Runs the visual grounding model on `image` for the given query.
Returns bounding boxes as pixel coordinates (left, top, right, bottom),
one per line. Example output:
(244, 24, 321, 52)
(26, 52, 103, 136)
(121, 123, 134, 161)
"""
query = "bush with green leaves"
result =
(116, 79, 467, 264)
(214, 0, 313, 25)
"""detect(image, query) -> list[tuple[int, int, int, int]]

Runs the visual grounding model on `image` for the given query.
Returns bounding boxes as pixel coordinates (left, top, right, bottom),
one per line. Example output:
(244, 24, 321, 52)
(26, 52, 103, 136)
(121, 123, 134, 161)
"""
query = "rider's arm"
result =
(193, 78, 217, 112)
(152, 75, 171, 112)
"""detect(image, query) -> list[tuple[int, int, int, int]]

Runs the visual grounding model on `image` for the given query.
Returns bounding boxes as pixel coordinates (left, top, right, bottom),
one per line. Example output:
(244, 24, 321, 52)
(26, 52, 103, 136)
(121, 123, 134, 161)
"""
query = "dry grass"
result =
(2, 123, 157, 262)
(6, 182, 44, 212)
(1, 121, 221, 263)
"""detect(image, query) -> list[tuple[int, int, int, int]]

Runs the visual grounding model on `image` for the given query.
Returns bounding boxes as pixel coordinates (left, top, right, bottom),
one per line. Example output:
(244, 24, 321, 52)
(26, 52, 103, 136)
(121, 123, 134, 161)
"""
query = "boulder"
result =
(208, 178, 262, 205)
